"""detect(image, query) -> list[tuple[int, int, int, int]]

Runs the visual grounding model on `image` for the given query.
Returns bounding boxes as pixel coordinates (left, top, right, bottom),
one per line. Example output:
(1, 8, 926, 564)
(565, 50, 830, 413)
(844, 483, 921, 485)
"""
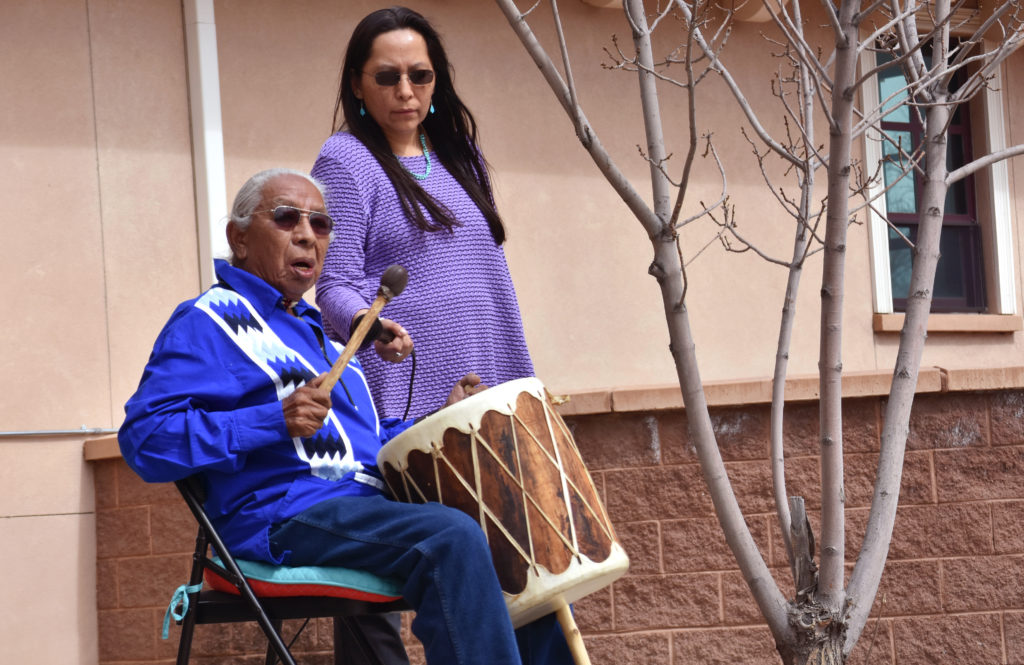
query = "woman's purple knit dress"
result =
(312, 132, 534, 419)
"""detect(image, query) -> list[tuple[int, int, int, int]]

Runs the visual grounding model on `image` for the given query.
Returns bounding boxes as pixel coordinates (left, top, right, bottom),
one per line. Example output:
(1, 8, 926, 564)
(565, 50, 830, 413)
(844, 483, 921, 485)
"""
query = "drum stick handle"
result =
(322, 295, 387, 393)
(556, 601, 592, 665)
(322, 264, 408, 395)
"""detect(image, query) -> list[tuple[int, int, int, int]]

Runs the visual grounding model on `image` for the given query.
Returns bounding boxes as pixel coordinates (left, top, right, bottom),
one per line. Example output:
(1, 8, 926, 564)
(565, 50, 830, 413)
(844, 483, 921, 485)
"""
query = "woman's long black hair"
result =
(331, 6, 505, 244)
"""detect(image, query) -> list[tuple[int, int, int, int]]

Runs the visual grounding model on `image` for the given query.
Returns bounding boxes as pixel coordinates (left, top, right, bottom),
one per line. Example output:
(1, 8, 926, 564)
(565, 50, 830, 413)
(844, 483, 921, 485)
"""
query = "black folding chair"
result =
(171, 475, 411, 665)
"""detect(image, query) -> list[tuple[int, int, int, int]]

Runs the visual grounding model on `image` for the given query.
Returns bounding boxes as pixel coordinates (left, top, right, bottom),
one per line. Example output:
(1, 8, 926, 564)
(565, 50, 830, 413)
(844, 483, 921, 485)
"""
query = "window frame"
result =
(860, 41, 1017, 316)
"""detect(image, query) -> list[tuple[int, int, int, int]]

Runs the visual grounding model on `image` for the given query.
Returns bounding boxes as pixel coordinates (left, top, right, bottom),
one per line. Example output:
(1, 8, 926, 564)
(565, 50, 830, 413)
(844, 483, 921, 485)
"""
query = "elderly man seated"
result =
(118, 168, 571, 665)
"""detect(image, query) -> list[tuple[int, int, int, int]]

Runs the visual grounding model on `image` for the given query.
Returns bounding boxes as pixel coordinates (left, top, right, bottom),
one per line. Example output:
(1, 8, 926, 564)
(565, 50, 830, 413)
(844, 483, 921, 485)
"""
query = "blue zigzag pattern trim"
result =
(302, 429, 348, 460)
(193, 287, 362, 482)
(266, 356, 317, 394)
(207, 297, 263, 334)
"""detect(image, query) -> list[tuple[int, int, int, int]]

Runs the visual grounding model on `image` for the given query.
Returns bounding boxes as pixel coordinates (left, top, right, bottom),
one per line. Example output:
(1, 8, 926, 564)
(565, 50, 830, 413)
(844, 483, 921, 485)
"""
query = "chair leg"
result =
(175, 608, 198, 665)
(177, 530, 208, 665)
(243, 590, 298, 665)
(264, 619, 285, 665)
(333, 614, 409, 665)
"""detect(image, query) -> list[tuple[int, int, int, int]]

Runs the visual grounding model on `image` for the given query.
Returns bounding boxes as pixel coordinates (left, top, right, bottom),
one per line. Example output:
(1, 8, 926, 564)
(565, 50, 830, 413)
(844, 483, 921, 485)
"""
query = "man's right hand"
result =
(281, 373, 331, 438)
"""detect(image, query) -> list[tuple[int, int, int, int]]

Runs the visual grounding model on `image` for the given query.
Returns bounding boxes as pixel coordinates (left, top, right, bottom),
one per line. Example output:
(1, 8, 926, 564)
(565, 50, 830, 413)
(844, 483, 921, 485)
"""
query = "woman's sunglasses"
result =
(367, 69, 435, 87)
(253, 206, 334, 237)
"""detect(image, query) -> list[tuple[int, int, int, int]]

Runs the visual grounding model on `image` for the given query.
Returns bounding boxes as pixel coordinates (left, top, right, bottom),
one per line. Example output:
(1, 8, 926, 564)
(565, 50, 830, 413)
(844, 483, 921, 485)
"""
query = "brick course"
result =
(1007, 611, 1024, 665)
(995, 501, 1024, 554)
(93, 389, 1024, 663)
(845, 619, 894, 665)
(893, 613, 1005, 664)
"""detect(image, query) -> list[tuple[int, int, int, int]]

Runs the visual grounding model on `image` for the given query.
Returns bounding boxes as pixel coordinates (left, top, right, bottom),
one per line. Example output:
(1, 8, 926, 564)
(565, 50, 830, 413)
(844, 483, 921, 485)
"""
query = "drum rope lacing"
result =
(391, 401, 616, 563)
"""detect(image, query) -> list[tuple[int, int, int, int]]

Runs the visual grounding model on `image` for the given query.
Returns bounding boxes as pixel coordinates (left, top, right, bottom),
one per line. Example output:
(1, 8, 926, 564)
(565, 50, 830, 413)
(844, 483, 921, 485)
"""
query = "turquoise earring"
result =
(359, 102, 366, 117)
(429, 103, 435, 115)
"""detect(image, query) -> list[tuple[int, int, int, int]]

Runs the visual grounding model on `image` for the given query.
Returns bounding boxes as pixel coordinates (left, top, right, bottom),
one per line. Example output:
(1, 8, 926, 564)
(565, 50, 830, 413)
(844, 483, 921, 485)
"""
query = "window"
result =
(875, 48, 985, 312)
(862, 41, 1017, 317)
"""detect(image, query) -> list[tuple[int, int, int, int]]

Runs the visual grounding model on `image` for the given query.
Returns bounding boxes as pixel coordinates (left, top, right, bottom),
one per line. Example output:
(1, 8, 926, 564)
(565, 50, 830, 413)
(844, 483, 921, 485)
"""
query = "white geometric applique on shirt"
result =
(327, 338, 383, 436)
(195, 287, 363, 482)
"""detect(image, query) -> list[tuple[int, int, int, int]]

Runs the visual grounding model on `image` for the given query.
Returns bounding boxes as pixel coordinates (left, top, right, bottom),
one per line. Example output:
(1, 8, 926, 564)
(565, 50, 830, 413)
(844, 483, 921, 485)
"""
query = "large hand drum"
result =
(377, 377, 629, 628)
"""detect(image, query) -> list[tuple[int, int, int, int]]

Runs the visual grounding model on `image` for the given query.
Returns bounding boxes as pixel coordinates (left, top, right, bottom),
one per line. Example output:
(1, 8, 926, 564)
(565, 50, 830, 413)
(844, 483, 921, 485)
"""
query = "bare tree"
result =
(493, 0, 1024, 662)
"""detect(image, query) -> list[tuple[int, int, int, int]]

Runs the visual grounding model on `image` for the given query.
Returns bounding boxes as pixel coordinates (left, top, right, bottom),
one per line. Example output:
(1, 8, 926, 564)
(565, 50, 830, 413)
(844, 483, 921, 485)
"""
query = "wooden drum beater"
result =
(322, 264, 408, 393)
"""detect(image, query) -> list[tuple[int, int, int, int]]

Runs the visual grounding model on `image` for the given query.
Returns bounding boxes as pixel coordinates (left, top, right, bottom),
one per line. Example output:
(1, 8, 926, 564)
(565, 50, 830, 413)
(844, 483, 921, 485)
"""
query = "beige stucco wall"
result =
(211, 0, 1024, 393)
(2, 1, 1022, 663)
(1, 1, 196, 662)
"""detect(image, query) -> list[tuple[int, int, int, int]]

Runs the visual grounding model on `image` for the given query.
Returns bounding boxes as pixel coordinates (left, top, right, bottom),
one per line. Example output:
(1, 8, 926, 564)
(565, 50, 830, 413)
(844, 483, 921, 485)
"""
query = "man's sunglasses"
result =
(253, 206, 334, 237)
(367, 69, 435, 87)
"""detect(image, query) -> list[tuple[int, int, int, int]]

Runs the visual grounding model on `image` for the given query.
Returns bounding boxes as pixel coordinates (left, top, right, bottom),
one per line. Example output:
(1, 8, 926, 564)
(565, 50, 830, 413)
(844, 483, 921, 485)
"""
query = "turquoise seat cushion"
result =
(204, 556, 403, 602)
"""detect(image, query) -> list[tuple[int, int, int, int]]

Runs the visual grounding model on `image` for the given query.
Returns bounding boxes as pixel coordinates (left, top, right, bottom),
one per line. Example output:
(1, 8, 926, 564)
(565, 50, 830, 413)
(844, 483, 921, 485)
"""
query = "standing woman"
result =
(313, 8, 571, 663)
(312, 6, 534, 422)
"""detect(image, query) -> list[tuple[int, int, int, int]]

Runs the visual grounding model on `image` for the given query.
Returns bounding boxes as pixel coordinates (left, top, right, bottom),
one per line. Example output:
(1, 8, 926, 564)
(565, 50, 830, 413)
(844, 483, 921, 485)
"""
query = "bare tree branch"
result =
(670, 0, 811, 166)
(676, 139, 730, 227)
(669, 14, 704, 228)
(625, 0, 675, 224)
(492, 0, 661, 235)
(549, 0, 585, 138)
(820, 0, 846, 40)
(947, 143, 1024, 184)
(765, 0, 836, 90)
(856, 0, 894, 23)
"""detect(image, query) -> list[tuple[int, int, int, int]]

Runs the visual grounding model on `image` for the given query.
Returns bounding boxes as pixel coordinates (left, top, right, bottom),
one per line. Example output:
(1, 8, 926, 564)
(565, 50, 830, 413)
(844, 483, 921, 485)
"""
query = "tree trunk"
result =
(780, 621, 845, 665)
(816, 0, 862, 614)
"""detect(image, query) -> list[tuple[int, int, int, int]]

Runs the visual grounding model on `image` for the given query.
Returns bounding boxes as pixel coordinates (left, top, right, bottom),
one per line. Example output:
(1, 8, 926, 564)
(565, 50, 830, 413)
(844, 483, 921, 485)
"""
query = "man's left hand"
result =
(445, 373, 487, 407)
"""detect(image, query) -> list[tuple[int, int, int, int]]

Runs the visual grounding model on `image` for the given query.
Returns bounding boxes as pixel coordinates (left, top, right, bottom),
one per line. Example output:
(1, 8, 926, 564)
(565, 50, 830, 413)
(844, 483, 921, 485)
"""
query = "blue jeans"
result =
(269, 494, 572, 665)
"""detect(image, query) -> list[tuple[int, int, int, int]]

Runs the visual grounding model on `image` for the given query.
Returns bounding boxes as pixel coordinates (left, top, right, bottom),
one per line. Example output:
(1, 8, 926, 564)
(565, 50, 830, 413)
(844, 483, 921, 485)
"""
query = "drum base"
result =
(505, 544, 630, 628)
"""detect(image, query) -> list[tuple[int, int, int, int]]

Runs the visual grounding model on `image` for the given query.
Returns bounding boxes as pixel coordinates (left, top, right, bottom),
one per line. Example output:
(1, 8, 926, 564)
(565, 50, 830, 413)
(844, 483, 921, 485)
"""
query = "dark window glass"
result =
(945, 134, 968, 214)
(888, 225, 979, 303)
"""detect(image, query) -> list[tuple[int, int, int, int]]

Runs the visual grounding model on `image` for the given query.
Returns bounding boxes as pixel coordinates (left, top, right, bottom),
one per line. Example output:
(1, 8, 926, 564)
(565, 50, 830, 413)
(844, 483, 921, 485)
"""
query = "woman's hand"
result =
(352, 309, 414, 363)
(374, 318, 414, 363)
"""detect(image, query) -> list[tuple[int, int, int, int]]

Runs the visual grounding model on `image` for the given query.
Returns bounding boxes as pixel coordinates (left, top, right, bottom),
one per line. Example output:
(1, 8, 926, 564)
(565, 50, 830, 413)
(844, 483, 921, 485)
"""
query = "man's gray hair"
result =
(229, 168, 328, 231)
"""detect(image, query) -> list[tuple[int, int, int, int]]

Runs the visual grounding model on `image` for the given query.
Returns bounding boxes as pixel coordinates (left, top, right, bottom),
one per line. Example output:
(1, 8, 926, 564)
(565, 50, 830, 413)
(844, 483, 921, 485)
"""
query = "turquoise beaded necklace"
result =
(401, 133, 431, 181)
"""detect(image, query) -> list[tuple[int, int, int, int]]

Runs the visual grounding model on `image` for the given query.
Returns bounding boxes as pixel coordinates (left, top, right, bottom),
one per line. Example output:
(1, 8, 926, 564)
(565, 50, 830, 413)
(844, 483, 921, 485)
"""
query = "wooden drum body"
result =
(377, 378, 629, 627)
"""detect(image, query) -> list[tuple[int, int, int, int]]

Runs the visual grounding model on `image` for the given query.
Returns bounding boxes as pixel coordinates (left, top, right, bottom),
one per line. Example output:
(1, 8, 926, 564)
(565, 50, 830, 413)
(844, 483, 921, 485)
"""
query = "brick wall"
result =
(93, 389, 1024, 664)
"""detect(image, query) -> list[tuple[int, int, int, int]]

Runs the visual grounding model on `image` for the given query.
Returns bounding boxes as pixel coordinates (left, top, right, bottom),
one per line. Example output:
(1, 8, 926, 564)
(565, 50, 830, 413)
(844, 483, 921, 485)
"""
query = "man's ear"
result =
(226, 220, 247, 262)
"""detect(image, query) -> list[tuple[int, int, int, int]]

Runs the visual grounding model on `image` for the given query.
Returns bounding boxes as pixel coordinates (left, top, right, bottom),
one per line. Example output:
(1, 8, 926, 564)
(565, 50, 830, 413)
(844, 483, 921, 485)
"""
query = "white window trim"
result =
(982, 41, 1018, 315)
(861, 46, 1018, 315)
(861, 49, 893, 314)
(185, 0, 228, 291)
